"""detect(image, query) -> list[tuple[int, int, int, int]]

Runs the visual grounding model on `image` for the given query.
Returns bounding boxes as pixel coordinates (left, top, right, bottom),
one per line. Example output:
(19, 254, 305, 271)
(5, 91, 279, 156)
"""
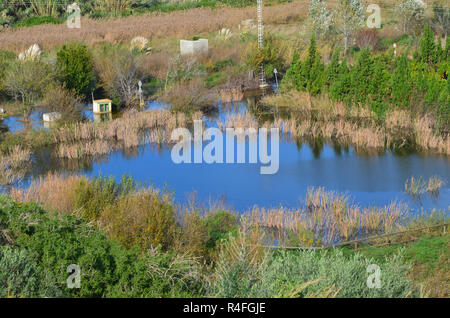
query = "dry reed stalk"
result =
(10, 172, 85, 215)
(0, 146, 32, 184)
(0, 3, 308, 52)
(243, 187, 406, 245)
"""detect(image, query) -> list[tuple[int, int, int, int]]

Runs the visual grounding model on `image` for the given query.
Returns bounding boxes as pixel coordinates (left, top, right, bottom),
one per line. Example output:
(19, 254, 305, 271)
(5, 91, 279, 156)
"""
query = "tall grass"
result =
(245, 187, 407, 245)
(54, 109, 190, 159)
(0, 2, 308, 52)
(0, 146, 31, 185)
(261, 90, 450, 155)
(404, 176, 447, 198)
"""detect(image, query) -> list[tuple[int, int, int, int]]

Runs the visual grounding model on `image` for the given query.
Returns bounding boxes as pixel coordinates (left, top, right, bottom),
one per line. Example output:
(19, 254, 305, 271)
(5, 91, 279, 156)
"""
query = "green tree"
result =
(57, 42, 95, 96)
(351, 49, 374, 104)
(391, 56, 412, 108)
(370, 57, 391, 118)
(325, 48, 341, 88)
(419, 24, 437, 66)
(333, 0, 365, 55)
(296, 35, 324, 96)
(330, 59, 352, 103)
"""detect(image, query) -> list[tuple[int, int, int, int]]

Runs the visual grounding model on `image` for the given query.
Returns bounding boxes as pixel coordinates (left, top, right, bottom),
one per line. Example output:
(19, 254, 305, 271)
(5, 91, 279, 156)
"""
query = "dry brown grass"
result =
(0, 146, 32, 185)
(0, 2, 308, 53)
(261, 90, 450, 155)
(53, 109, 192, 159)
(10, 172, 85, 215)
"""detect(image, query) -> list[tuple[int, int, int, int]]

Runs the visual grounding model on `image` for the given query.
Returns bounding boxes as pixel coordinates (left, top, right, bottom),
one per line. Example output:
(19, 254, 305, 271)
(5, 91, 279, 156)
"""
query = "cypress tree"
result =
(281, 50, 303, 91)
(419, 24, 436, 65)
(325, 48, 341, 89)
(351, 49, 374, 104)
(330, 59, 351, 103)
(370, 57, 391, 118)
(391, 56, 412, 108)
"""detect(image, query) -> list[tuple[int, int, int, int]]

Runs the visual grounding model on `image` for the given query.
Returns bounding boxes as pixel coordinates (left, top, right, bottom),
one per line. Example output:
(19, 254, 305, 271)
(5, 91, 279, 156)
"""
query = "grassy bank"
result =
(1, 176, 448, 297)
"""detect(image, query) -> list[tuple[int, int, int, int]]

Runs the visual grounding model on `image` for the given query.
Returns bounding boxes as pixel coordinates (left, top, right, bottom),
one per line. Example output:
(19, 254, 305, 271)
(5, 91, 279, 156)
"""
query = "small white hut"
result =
(43, 112, 61, 122)
(93, 99, 112, 114)
(180, 38, 208, 56)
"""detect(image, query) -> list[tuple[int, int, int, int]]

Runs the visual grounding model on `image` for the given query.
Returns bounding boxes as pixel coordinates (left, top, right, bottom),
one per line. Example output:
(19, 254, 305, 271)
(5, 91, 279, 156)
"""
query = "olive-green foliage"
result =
(73, 174, 136, 220)
(210, 246, 415, 298)
(0, 246, 63, 297)
(0, 195, 204, 298)
(108, 248, 204, 297)
(204, 211, 238, 249)
(260, 250, 414, 297)
(351, 49, 374, 104)
(391, 56, 412, 108)
(0, 51, 16, 94)
(4, 59, 55, 117)
(100, 189, 176, 251)
(246, 34, 285, 79)
(419, 24, 437, 66)
(57, 42, 95, 96)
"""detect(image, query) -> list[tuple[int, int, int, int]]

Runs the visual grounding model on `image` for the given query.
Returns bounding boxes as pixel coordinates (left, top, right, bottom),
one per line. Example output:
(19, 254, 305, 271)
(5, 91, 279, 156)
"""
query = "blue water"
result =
(80, 138, 450, 212)
(4, 99, 450, 213)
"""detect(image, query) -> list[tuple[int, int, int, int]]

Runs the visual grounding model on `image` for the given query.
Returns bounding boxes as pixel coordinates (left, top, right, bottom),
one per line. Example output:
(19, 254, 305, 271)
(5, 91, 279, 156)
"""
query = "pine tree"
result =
(391, 56, 412, 108)
(280, 50, 302, 91)
(370, 58, 391, 118)
(419, 24, 436, 65)
(351, 49, 374, 104)
(325, 48, 341, 88)
(330, 59, 351, 102)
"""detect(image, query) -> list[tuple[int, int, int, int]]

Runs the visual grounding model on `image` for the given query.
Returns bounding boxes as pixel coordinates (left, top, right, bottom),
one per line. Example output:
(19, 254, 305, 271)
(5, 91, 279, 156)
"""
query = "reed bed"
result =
(244, 187, 407, 245)
(0, 146, 31, 185)
(53, 109, 191, 159)
(10, 172, 86, 215)
(261, 91, 450, 155)
(404, 176, 447, 198)
(218, 111, 387, 152)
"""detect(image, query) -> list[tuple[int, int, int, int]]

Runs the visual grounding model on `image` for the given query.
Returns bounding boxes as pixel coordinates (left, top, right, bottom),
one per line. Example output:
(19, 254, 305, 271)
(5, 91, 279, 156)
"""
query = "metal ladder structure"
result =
(257, 0, 268, 90)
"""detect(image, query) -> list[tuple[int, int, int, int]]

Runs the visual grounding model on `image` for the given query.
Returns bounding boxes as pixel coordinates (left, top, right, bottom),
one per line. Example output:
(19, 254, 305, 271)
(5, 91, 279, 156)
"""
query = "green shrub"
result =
(204, 211, 238, 249)
(73, 174, 136, 221)
(14, 16, 63, 28)
(57, 42, 95, 96)
(100, 189, 176, 251)
(257, 249, 414, 298)
(0, 246, 63, 297)
(107, 249, 204, 297)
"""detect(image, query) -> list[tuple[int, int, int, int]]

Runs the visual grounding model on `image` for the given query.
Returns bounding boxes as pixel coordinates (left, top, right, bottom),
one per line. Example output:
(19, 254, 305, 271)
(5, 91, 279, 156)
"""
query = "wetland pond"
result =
(2, 95, 450, 213)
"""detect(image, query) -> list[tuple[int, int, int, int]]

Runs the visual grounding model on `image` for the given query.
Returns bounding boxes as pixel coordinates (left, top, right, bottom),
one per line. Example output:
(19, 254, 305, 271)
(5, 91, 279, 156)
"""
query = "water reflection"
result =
(3, 96, 449, 213)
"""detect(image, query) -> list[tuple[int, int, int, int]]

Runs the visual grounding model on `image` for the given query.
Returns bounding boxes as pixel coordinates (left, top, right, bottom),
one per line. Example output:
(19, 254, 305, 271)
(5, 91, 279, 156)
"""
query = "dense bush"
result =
(0, 246, 63, 297)
(100, 189, 176, 251)
(209, 237, 415, 298)
(0, 195, 204, 297)
(57, 43, 95, 96)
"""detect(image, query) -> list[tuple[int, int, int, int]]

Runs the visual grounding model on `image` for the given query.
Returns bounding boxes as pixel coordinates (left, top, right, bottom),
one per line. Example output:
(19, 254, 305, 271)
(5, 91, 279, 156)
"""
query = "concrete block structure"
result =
(180, 39, 208, 56)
